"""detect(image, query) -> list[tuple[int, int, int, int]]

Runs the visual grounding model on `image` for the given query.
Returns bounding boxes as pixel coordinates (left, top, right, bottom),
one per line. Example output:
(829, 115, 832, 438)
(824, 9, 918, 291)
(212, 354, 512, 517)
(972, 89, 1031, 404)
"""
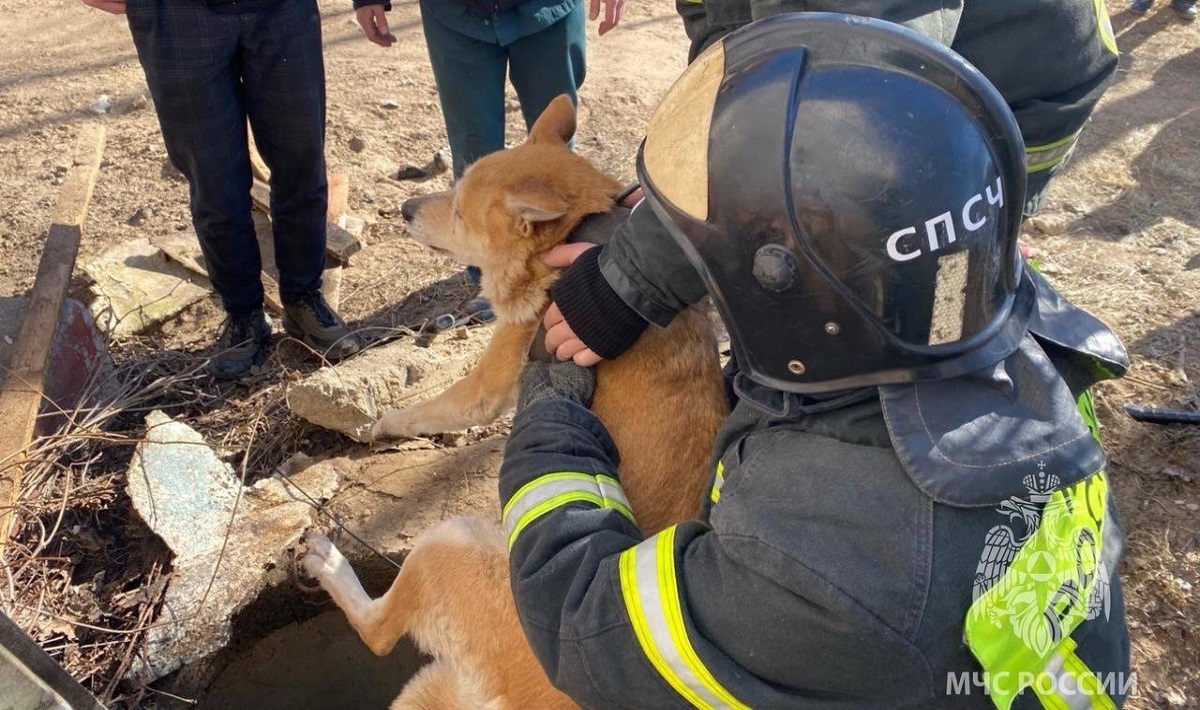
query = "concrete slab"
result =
(285, 335, 485, 442)
(83, 239, 211, 337)
(126, 411, 340, 683)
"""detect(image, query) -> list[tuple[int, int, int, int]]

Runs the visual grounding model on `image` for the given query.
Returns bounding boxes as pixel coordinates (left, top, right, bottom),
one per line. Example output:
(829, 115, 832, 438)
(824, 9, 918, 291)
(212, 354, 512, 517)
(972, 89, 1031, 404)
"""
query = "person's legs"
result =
(422, 10, 506, 316)
(1170, 0, 1196, 20)
(126, 0, 263, 315)
(126, 0, 271, 378)
(507, 3, 587, 136)
(421, 10, 509, 179)
(237, 0, 359, 360)
(240, 0, 328, 305)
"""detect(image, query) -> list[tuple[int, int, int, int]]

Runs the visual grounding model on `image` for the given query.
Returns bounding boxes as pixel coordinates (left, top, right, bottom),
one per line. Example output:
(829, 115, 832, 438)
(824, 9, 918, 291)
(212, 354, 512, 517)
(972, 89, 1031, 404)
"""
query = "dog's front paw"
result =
(370, 408, 425, 442)
(301, 529, 348, 584)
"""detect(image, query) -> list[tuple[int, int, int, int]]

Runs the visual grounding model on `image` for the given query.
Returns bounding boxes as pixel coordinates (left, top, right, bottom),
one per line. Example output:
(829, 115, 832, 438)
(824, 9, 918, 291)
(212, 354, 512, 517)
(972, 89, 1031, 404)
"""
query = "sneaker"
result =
(209, 310, 272, 380)
(282, 290, 362, 361)
(1172, 0, 1197, 19)
(1130, 0, 1154, 13)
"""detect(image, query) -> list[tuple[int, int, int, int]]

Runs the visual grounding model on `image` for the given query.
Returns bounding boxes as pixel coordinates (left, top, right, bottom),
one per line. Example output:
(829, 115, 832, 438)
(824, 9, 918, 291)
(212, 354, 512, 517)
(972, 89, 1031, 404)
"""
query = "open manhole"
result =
(196, 610, 423, 710)
(150, 554, 427, 709)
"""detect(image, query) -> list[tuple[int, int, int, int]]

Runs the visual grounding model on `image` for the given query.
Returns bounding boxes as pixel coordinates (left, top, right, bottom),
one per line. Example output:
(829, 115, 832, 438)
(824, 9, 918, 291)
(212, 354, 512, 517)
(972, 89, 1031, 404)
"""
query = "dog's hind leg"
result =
(302, 530, 421, 657)
(371, 319, 539, 440)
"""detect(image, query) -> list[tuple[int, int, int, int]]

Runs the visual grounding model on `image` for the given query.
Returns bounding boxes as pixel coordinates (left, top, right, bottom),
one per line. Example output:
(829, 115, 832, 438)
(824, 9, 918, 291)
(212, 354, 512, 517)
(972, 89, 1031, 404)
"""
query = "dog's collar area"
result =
(565, 206, 633, 248)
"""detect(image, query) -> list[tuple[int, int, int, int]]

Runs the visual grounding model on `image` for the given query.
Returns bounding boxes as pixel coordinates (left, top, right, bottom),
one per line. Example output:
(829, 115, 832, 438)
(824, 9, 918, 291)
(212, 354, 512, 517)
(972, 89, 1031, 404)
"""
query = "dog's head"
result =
(401, 96, 621, 311)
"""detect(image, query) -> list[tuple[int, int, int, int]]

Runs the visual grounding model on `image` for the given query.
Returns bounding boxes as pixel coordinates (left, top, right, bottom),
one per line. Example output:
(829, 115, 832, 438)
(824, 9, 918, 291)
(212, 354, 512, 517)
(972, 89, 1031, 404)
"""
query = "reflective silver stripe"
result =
(1045, 651, 1094, 710)
(502, 473, 634, 547)
(1033, 641, 1118, 710)
(621, 530, 750, 709)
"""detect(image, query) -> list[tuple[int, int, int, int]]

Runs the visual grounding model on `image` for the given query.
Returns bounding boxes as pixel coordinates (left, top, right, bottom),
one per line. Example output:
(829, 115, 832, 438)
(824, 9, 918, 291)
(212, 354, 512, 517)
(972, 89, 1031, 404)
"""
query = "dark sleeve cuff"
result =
(549, 247, 649, 361)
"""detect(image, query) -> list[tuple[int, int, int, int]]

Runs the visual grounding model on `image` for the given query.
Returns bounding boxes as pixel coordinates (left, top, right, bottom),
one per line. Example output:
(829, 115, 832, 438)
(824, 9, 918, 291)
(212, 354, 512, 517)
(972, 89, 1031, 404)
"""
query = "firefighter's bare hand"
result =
(588, 0, 624, 35)
(356, 5, 396, 47)
(540, 243, 604, 367)
(81, 0, 127, 14)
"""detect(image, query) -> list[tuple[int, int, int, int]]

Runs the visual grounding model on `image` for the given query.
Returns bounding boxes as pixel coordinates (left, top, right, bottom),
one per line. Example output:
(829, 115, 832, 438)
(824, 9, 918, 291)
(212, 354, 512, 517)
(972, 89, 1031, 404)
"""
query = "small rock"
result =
(1163, 466, 1195, 482)
(89, 94, 112, 115)
(1164, 688, 1189, 709)
(348, 136, 365, 153)
(361, 191, 375, 204)
(161, 159, 186, 182)
(127, 207, 153, 227)
(380, 99, 400, 109)
(174, 222, 188, 231)
(1027, 215, 1069, 236)
(115, 93, 149, 114)
(444, 432, 469, 448)
(396, 164, 427, 180)
(1187, 503, 1199, 512)
(3, 335, 12, 345)
(454, 326, 469, 340)
(395, 149, 451, 181)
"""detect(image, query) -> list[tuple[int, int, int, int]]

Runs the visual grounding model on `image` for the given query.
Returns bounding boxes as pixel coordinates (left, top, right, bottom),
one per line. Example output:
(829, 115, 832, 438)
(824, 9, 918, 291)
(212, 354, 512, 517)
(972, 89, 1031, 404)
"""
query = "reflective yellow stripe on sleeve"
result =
(502, 472, 635, 550)
(709, 462, 726, 504)
(619, 526, 750, 710)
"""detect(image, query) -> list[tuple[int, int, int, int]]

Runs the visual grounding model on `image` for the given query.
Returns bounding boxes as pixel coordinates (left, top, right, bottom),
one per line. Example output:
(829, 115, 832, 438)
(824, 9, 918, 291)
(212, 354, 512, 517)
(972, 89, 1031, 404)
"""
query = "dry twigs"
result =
(0, 334, 311, 706)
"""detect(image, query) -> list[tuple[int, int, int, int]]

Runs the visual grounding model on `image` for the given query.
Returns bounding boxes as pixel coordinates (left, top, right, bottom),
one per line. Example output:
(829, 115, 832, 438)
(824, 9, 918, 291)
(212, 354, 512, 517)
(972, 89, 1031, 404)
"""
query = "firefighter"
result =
(503, 15, 1132, 708)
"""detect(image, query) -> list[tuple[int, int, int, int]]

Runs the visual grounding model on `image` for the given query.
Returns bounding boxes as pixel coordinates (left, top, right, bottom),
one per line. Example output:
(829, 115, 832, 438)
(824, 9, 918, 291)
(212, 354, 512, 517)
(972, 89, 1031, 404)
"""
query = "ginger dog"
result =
(303, 95, 727, 709)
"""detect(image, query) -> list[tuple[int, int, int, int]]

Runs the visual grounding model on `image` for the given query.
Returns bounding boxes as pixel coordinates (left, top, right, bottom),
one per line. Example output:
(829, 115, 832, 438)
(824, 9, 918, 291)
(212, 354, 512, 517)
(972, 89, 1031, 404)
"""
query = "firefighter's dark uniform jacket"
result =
(504, 268, 1132, 708)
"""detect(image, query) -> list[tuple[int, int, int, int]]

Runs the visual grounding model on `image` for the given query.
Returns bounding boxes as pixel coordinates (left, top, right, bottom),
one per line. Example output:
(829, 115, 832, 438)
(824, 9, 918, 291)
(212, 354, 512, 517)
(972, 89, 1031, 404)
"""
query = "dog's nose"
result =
(400, 197, 419, 222)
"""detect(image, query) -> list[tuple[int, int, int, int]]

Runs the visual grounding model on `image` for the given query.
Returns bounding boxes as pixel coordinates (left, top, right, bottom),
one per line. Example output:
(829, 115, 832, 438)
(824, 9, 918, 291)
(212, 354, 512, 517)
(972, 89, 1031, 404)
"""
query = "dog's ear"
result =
(506, 181, 569, 235)
(528, 95, 577, 146)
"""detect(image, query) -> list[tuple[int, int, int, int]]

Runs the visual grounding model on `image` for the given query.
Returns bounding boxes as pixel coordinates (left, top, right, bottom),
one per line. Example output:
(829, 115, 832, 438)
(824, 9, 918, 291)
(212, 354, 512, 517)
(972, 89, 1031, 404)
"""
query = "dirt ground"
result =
(1, 0, 1198, 706)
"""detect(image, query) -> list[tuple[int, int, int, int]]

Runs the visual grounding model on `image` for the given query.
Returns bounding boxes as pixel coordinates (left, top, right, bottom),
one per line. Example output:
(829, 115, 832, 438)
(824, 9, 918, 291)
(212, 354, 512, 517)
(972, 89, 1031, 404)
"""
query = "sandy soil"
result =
(0, 0, 1197, 706)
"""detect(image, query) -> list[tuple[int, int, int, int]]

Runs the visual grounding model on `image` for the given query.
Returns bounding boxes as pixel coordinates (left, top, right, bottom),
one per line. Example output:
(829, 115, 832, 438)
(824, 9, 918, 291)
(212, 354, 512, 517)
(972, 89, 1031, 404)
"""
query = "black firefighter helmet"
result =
(638, 12, 1036, 394)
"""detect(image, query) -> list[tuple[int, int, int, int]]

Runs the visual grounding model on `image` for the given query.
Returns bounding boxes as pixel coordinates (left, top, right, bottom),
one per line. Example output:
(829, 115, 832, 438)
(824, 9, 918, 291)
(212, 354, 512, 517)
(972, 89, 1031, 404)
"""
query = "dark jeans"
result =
(421, 3, 587, 180)
(126, 0, 328, 314)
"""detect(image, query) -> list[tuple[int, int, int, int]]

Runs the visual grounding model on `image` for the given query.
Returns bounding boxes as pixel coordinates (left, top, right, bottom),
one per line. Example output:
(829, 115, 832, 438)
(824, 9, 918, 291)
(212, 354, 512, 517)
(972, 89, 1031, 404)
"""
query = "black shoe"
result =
(462, 295, 496, 324)
(282, 291, 362, 361)
(209, 310, 272, 380)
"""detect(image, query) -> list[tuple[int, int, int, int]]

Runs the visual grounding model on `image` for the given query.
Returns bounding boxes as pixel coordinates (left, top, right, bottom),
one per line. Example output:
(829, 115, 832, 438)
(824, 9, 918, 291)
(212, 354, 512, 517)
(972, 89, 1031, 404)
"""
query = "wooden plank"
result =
(327, 172, 348, 222)
(325, 220, 362, 266)
(0, 125, 106, 545)
(250, 178, 271, 215)
(250, 175, 361, 265)
(247, 134, 271, 184)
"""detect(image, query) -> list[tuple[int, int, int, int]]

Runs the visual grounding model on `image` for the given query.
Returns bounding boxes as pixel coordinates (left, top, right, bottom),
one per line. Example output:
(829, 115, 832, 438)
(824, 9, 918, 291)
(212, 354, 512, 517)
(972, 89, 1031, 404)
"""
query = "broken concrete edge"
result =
(143, 439, 505, 701)
(83, 238, 212, 337)
(284, 336, 481, 442)
(124, 411, 340, 684)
